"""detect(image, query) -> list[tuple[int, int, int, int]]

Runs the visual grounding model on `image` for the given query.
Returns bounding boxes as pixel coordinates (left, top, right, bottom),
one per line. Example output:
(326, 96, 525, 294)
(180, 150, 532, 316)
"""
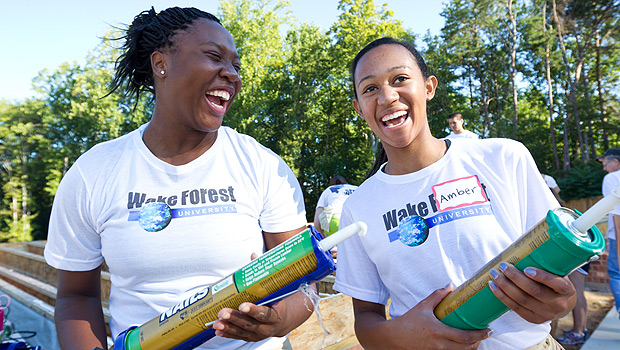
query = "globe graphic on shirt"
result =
(138, 202, 172, 232)
(397, 215, 429, 247)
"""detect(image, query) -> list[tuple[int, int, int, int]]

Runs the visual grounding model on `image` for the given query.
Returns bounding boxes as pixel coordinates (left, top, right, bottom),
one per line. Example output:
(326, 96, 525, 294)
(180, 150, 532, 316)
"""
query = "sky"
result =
(1, 0, 446, 102)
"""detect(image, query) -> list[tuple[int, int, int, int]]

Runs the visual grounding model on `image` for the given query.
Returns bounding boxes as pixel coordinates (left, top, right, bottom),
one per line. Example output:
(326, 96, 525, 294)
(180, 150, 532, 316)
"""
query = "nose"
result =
(220, 63, 241, 83)
(377, 85, 398, 106)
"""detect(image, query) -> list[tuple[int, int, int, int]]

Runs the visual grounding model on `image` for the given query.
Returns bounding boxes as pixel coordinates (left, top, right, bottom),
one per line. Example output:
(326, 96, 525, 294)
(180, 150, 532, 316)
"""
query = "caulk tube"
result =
(433, 187, 620, 330)
(113, 222, 367, 350)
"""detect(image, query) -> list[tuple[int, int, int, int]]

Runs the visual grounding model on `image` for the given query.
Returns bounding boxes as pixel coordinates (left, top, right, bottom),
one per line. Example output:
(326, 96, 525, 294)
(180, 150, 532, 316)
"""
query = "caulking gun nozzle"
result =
(318, 221, 367, 252)
(572, 185, 620, 233)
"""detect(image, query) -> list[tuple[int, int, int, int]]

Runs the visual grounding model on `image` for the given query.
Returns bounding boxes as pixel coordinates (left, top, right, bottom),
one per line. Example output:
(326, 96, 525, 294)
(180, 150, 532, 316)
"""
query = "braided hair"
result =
(109, 7, 221, 101)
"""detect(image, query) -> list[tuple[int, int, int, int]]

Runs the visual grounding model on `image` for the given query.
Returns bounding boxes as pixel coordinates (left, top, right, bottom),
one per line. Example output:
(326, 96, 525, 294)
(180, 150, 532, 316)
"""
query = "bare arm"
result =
(352, 287, 489, 350)
(213, 225, 315, 341)
(313, 207, 325, 237)
(55, 267, 107, 350)
(551, 187, 566, 206)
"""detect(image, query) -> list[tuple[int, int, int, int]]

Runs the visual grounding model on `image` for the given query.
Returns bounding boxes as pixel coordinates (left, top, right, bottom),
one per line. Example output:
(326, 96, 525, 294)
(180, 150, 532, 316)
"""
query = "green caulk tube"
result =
(434, 187, 620, 330)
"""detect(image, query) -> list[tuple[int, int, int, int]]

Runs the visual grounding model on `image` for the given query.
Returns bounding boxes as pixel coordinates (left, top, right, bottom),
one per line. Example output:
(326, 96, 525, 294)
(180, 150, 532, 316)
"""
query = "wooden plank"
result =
(0, 264, 57, 302)
(0, 245, 57, 285)
(0, 278, 55, 321)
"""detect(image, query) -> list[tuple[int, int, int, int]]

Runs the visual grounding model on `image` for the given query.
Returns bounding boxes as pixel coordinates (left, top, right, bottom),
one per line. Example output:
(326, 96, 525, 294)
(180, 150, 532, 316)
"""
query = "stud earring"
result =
(160, 70, 165, 75)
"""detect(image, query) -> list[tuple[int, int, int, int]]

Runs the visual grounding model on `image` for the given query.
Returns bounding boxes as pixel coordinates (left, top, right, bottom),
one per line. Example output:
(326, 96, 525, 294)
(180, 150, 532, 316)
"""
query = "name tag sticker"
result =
(432, 175, 487, 211)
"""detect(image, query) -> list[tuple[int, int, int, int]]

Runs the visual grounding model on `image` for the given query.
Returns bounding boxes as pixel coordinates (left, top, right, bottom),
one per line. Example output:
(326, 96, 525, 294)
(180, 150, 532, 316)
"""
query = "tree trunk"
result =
(543, 3, 560, 171)
(582, 74, 596, 159)
(595, 32, 609, 151)
(507, 0, 518, 137)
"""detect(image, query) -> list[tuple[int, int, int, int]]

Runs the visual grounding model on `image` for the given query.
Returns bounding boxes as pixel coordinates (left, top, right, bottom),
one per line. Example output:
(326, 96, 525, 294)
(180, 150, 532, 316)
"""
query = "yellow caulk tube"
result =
(434, 187, 620, 330)
(113, 222, 367, 350)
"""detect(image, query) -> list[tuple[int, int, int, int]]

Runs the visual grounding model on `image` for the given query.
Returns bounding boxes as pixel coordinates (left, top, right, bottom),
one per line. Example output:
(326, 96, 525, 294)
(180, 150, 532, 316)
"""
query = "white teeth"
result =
(382, 111, 407, 122)
(206, 90, 231, 101)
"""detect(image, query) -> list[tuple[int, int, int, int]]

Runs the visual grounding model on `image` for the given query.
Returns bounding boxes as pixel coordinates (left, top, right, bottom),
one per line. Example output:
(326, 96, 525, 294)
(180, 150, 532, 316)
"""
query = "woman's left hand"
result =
(489, 262, 576, 324)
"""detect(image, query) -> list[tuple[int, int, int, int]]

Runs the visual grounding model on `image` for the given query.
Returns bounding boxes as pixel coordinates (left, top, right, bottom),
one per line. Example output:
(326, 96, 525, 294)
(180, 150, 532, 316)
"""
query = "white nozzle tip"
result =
(318, 221, 367, 252)
(357, 221, 368, 237)
(572, 185, 620, 233)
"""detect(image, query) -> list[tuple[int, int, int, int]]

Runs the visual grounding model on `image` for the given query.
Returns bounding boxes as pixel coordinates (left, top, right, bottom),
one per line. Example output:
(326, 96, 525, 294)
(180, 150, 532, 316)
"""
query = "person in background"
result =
(333, 36, 575, 350)
(445, 112, 479, 139)
(552, 265, 590, 345)
(313, 175, 358, 237)
(598, 148, 620, 320)
(542, 174, 566, 207)
(44, 7, 313, 350)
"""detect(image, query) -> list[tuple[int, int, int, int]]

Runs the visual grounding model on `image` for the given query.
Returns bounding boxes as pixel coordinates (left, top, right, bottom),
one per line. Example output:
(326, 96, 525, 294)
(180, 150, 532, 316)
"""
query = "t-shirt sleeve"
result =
(544, 175, 558, 189)
(333, 203, 390, 305)
(316, 188, 330, 209)
(603, 174, 620, 216)
(258, 153, 307, 233)
(44, 163, 104, 271)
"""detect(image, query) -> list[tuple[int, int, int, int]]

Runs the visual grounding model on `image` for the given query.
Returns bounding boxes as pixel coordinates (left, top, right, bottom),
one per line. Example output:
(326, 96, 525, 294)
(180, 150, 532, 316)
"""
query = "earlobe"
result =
(151, 51, 166, 77)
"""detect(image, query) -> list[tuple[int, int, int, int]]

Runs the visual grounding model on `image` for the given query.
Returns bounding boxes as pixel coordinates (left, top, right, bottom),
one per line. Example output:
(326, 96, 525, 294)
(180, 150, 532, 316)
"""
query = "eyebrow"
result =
(357, 65, 411, 88)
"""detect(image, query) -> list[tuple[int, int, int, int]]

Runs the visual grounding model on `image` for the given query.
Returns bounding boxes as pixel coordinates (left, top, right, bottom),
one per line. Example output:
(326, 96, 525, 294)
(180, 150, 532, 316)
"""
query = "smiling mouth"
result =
(205, 90, 231, 110)
(381, 110, 408, 128)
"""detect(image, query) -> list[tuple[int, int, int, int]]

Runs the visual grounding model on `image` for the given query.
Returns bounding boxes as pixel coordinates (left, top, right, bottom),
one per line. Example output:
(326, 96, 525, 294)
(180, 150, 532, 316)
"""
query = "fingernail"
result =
(239, 303, 250, 313)
(444, 282, 452, 289)
(499, 262, 508, 272)
(489, 268, 499, 279)
(524, 267, 536, 277)
(488, 280, 498, 290)
(488, 329, 494, 337)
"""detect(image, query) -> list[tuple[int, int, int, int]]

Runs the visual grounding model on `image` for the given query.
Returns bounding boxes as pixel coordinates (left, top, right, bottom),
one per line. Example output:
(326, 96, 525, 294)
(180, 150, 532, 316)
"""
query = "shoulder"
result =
(341, 175, 379, 207)
(449, 138, 536, 172)
(465, 130, 479, 138)
(604, 170, 620, 183)
(219, 127, 279, 159)
(451, 137, 527, 153)
(71, 129, 139, 176)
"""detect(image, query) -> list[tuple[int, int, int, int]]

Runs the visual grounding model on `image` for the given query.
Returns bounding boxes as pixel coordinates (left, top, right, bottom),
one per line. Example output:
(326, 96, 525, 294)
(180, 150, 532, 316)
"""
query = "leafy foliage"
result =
(557, 161, 607, 201)
(1, 0, 619, 241)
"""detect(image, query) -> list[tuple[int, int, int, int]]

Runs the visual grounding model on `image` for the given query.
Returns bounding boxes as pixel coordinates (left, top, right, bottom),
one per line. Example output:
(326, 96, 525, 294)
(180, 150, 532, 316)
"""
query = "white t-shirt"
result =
(316, 184, 358, 212)
(44, 124, 307, 350)
(543, 174, 558, 189)
(334, 138, 559, 350)
(445, 129, 479, 139)
(602, 169, 620, 240)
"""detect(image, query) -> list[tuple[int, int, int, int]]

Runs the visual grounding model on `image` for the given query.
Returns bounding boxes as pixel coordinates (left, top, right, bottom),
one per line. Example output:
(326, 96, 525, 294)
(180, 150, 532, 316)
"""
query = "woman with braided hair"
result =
(44, 7, 311, 350)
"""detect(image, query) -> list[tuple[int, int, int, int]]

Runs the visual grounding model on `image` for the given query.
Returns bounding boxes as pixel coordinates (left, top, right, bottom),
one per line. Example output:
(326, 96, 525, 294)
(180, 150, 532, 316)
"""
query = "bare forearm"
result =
(273, 288, 315, 336)
(354, 310, 403, 350)
(55, 295, 107, 350)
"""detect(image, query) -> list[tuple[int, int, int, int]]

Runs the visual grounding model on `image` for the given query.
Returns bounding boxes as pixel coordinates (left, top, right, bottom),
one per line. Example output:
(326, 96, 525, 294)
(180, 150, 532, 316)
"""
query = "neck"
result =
(143, 115, 218, 166)
(383, 136, 447, 175)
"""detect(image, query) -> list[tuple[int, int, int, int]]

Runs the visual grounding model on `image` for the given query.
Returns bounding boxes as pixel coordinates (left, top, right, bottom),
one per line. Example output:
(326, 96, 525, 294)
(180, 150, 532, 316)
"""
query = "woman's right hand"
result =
(352, 284, 492, 350)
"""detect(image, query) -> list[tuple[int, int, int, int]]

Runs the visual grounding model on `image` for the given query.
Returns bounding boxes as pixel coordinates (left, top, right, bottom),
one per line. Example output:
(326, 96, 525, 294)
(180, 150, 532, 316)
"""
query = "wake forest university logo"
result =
(385, 175, 492, 246)
(126, 186, 238, 232)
